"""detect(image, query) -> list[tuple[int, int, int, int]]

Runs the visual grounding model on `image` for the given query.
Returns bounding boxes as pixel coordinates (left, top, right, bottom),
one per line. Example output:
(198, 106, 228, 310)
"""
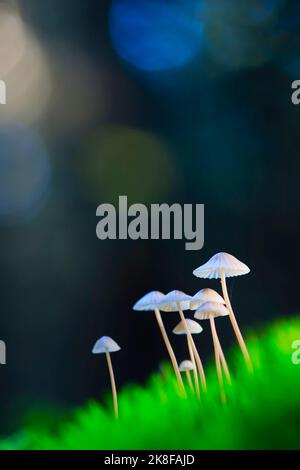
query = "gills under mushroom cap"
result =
(194, 302, 230, 320)
(158, 290, 192, 312)
(193, 252, 250, 279)
(173, 319, 203, 335)
(190, 288, 225, 310)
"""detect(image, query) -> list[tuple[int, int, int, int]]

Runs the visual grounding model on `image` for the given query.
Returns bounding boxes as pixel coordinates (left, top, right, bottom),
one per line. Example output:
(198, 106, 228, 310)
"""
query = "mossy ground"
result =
(1, 316, 300, 450)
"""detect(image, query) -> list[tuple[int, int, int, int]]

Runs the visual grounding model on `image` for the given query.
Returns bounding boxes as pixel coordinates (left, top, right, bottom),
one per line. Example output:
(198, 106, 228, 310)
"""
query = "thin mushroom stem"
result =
(209, 317, 226, 404)
(105, 351, 118, 419)
(220, 269, 253, 372)
(177, 304, 207, 392)
(219, 345, 231, 384)
(216, 337, 231, 384)
(185, 370, 194, 393)
(186, 334, 200, 400)
(154, 308, 186, 396)
(190, 335, 207, 392)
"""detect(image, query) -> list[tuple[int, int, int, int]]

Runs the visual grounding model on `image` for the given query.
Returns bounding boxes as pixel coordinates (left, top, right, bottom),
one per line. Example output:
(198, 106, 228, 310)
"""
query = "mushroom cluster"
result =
(92, 252, 252, 417)
(193, 253, 252, 372)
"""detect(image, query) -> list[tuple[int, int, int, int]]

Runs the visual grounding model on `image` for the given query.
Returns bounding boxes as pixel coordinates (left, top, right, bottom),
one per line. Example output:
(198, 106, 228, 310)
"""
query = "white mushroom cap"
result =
(179, 360, 195, 372)
(193, 252, 250, 279)
(194, 302, 230, 320)
(133, 291, 165, 311)
(190, 288, 225, 310)
(158, 290, 192, 312)
(92, 336, 121, 354)
(173, 319, 203, 335)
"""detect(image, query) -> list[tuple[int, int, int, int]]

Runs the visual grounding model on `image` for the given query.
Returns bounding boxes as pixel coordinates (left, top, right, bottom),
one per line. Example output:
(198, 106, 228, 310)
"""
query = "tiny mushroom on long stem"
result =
(173, 319, 203, 399)
(133, 291, 186, 396)
(179, 360, 196, 393)
(193, 253, 253, 372)
(194, 302, 230, 403)
(92, 336, 121, 419)
(159, 291, 207, 392)
(190, 288, 231, 383)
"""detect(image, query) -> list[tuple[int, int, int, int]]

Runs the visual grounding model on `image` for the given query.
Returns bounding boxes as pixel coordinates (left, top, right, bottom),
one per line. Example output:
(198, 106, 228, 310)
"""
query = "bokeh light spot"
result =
(77, 126, 178, 204)
(0, 123, 51, 224)
(0, 4, 52, 124)
(109, 0, 204, 71)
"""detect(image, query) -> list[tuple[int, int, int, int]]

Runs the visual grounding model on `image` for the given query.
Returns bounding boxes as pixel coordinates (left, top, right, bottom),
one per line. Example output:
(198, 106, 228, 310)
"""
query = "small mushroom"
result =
(173, 319, 203, 399)
(190, 288, 225, 310)
(193, 252, 253, 372)
(133, 291, 185, 395)
(195, 302, 230, 403)
(179, 360, 196, 393)
(190, 288, 229, 378)
(159, 291, 207, 392)
(173, 319, 203, 335)
(92, 336, 121, 419)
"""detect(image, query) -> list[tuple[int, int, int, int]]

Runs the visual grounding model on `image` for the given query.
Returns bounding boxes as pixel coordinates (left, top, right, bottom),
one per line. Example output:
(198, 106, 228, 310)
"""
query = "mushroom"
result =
(190, 288, 225, 310)
(193, 252, 253, 372)
(173, 318, 203, 335)
(173, 319, 203, 399)
(179, 360, 196, 393)
(190, 288, 230, 382)
(133, 291, 185, 395)
(159, 290, 207, 392)
(194, 302, 230, 403)
(92, 336, 121, 419)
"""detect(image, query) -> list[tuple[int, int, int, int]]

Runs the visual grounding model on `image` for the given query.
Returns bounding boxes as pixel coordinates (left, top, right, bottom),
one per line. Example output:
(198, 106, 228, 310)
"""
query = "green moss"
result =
(1, 316, 300, 450)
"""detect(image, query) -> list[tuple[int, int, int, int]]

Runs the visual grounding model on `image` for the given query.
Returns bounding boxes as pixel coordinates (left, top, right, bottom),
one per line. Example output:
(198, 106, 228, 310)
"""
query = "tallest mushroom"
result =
(193, 252, 253, 372)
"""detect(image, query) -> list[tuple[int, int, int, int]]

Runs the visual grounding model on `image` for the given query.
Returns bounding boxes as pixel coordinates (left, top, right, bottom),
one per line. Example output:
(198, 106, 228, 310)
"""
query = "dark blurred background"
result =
(0, 0, 299, 434)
